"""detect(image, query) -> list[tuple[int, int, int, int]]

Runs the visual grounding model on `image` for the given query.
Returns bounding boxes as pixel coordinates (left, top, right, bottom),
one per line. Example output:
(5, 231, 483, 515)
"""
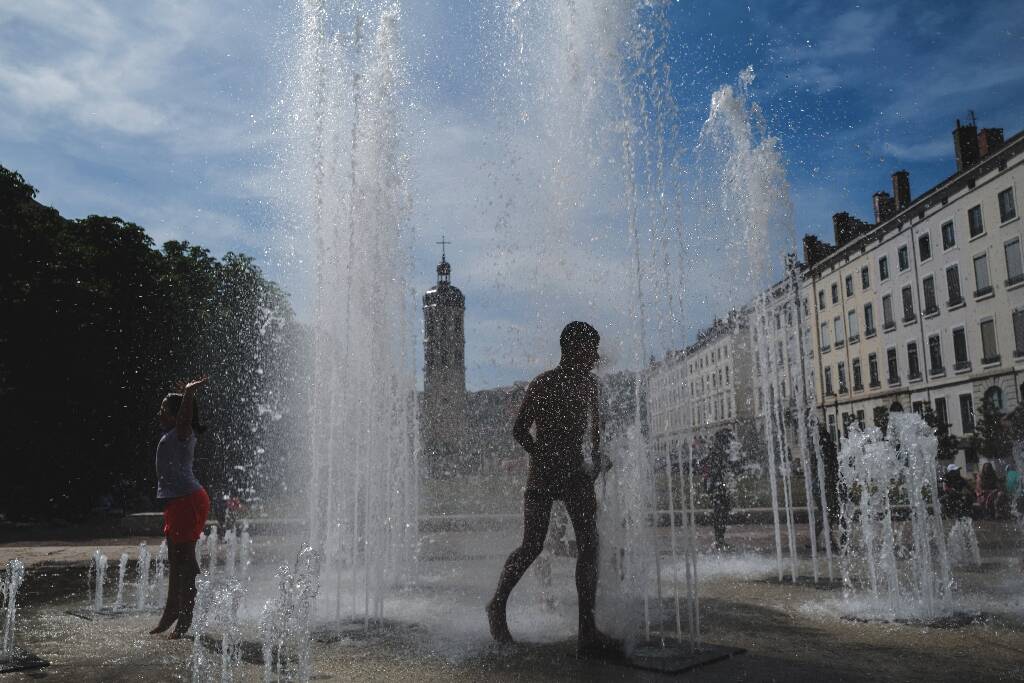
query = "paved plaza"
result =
(2, 520, 1022, 681)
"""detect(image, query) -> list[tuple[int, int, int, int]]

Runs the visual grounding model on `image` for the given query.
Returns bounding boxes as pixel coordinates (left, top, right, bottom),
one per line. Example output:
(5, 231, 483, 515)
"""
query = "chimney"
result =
(953, 118, 980, 172)
(832, 212, 872, 247)
(977, 127, 1004, 158)
(873, 191, 896, 224)
(802, 234, 834, 268)
(891, 171, 911, 210)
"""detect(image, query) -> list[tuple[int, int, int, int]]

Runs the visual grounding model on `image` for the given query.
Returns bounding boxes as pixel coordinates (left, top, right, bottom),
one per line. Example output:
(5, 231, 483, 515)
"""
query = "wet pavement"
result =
(2, 521, 1022, 682)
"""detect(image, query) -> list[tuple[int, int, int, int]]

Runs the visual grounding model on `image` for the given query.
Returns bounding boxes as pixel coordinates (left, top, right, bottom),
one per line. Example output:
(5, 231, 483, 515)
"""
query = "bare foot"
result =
(486, 599, 514, 644)
(149, 618, 176, 635)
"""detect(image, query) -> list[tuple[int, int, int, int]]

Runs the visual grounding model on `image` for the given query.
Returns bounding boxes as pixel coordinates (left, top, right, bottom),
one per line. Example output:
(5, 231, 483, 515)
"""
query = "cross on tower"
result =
(436, 235, 451, 261)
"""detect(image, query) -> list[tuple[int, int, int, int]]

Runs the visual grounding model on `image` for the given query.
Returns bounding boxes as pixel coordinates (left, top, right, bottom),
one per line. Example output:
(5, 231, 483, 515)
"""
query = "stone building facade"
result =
(805, 120, 1023, 470)
(421, 250, 467, 477)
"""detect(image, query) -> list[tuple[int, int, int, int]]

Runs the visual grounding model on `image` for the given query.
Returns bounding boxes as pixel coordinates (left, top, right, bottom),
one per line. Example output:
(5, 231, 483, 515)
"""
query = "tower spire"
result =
(436, 235, 452, 284)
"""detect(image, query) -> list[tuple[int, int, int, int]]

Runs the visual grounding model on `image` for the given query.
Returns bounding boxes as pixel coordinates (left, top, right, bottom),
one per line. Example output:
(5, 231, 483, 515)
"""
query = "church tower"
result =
(422, 239, 466, 477)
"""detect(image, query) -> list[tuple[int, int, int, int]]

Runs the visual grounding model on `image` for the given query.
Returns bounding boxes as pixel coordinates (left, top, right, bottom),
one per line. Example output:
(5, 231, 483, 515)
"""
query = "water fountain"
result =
(113, 553, 129, 610)
(91, 550, 108, 613)
(837, 412, 956, 622)
(284, 0, 419, 629)
(0, 559, 48, 673)
(136, 542, 152, 610)
(947, 518, 982, 568)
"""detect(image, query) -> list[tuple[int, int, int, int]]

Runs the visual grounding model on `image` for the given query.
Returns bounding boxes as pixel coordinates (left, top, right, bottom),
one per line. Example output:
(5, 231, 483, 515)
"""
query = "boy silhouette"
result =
(486, 321, 620, 658)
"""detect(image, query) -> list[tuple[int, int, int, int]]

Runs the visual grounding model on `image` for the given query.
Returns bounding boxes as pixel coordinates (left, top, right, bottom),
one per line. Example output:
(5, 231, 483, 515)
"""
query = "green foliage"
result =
(0, 164, 306, 519)
(976, 395, 1011, 461)
(920, 404, 958, 461)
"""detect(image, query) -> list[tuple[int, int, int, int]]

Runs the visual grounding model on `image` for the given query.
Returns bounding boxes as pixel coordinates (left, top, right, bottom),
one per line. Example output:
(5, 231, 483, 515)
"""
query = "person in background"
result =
(1005, 461, 1021, 515)
(940, 464, 974, 520)
(149, 377, 210, 638)
(974, 461, 1007, 519)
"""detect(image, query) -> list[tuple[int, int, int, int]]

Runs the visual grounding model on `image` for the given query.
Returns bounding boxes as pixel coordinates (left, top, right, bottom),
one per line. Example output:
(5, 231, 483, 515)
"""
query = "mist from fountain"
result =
(282, 0, 418, 627)
(694, 66, 833, 585)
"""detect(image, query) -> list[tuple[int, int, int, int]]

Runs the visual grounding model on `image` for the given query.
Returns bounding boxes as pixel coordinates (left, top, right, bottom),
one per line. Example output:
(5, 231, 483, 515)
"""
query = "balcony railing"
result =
(974, 286, 994, 298)
(982, 354, 1001, 365)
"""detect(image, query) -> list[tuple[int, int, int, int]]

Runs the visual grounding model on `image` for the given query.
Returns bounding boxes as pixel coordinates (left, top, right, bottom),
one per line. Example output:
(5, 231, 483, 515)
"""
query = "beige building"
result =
(647, 310, 759, 464)
(804, 120, 1023, 470)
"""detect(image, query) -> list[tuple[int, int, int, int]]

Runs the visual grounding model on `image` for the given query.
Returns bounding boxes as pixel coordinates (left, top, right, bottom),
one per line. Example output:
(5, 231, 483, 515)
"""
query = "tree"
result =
(976, 395, 1011, 461)
(920, 404, 958, 461)
(0, 164, 303, 519)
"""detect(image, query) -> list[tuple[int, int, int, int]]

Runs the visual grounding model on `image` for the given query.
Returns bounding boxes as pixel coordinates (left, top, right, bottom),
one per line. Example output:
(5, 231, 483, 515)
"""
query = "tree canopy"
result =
(0, 164, 307, 519)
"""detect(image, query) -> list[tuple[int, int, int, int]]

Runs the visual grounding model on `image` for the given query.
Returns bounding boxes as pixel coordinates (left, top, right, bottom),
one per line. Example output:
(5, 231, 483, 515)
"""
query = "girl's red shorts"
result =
(163, 487, 210, 544)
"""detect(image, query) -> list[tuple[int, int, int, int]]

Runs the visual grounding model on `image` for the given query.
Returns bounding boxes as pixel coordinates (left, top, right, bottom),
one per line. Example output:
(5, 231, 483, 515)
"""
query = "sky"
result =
(2, 1, 1023, 390)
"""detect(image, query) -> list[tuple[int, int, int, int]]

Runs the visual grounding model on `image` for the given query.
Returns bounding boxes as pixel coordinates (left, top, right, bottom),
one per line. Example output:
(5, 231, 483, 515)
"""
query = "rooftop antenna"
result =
(968, 110, 977, 128)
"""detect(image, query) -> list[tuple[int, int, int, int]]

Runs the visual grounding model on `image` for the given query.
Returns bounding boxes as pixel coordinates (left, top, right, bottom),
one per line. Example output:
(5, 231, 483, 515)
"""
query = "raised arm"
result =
(512, 381, 538, 454)
(175, 376, 208, 441)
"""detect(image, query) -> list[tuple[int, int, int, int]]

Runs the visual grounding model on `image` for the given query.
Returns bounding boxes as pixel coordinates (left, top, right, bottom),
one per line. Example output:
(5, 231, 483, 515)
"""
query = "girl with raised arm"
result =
(149, 376, 210, 638)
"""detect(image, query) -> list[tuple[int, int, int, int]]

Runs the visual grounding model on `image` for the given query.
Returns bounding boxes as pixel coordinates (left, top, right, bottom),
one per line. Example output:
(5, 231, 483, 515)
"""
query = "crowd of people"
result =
(941, 459, 1022, 521)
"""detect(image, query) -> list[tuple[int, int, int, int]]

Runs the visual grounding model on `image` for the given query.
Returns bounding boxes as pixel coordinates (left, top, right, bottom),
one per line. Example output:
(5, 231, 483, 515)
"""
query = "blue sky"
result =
(2, 1, 1023, 389)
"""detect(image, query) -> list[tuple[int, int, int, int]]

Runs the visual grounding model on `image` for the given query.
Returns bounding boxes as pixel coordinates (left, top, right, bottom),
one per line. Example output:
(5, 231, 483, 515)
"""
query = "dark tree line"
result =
(0, 165, 308, 520)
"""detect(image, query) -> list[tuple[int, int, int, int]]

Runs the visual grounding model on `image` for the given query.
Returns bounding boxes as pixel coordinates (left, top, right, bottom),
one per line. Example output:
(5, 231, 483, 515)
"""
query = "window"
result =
(845, 275, 854, 297)
(831, 283, 839, 304)
(879, 256, 890, 281)
(818, 289, 826, 310)
(999, 187, 1017, 223)
(960, 394, 975, 433)
(968, 204, 984, 237)
(887, 347, 899, 384)
(984, 386, 1004, 412)
(941, 220, 956, 250)
(834, 316, 844, 345)
(824, 367, 834, 395)
(828, 414, 836, 442)
(1006, 238, 1024, 285)
(974, 253, 991, 295)
(918, 234, 931, 261)
(898, 245, 910, 271)
(935, 397, 948, 429)
(868, 353, 880, 387)
(907, 342, 921, 379)
(882, 294, 894, 328)
(953, 327, 969, 369)
(852, 358, 863, 390)
(864, 302, 875, 335)
(928, 335, 943, 374)
(838, 362, 847, 393)
(820, 321, 830, 349)
(1014, 309, 1024, 357)
(946, 265, 963, 304)
(847, 310, 859, 340)
(901, 286, 915, 322)
(981, 318, 999, 363)
(922, 276, 937, 313)
(861, 266, 870, 289)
